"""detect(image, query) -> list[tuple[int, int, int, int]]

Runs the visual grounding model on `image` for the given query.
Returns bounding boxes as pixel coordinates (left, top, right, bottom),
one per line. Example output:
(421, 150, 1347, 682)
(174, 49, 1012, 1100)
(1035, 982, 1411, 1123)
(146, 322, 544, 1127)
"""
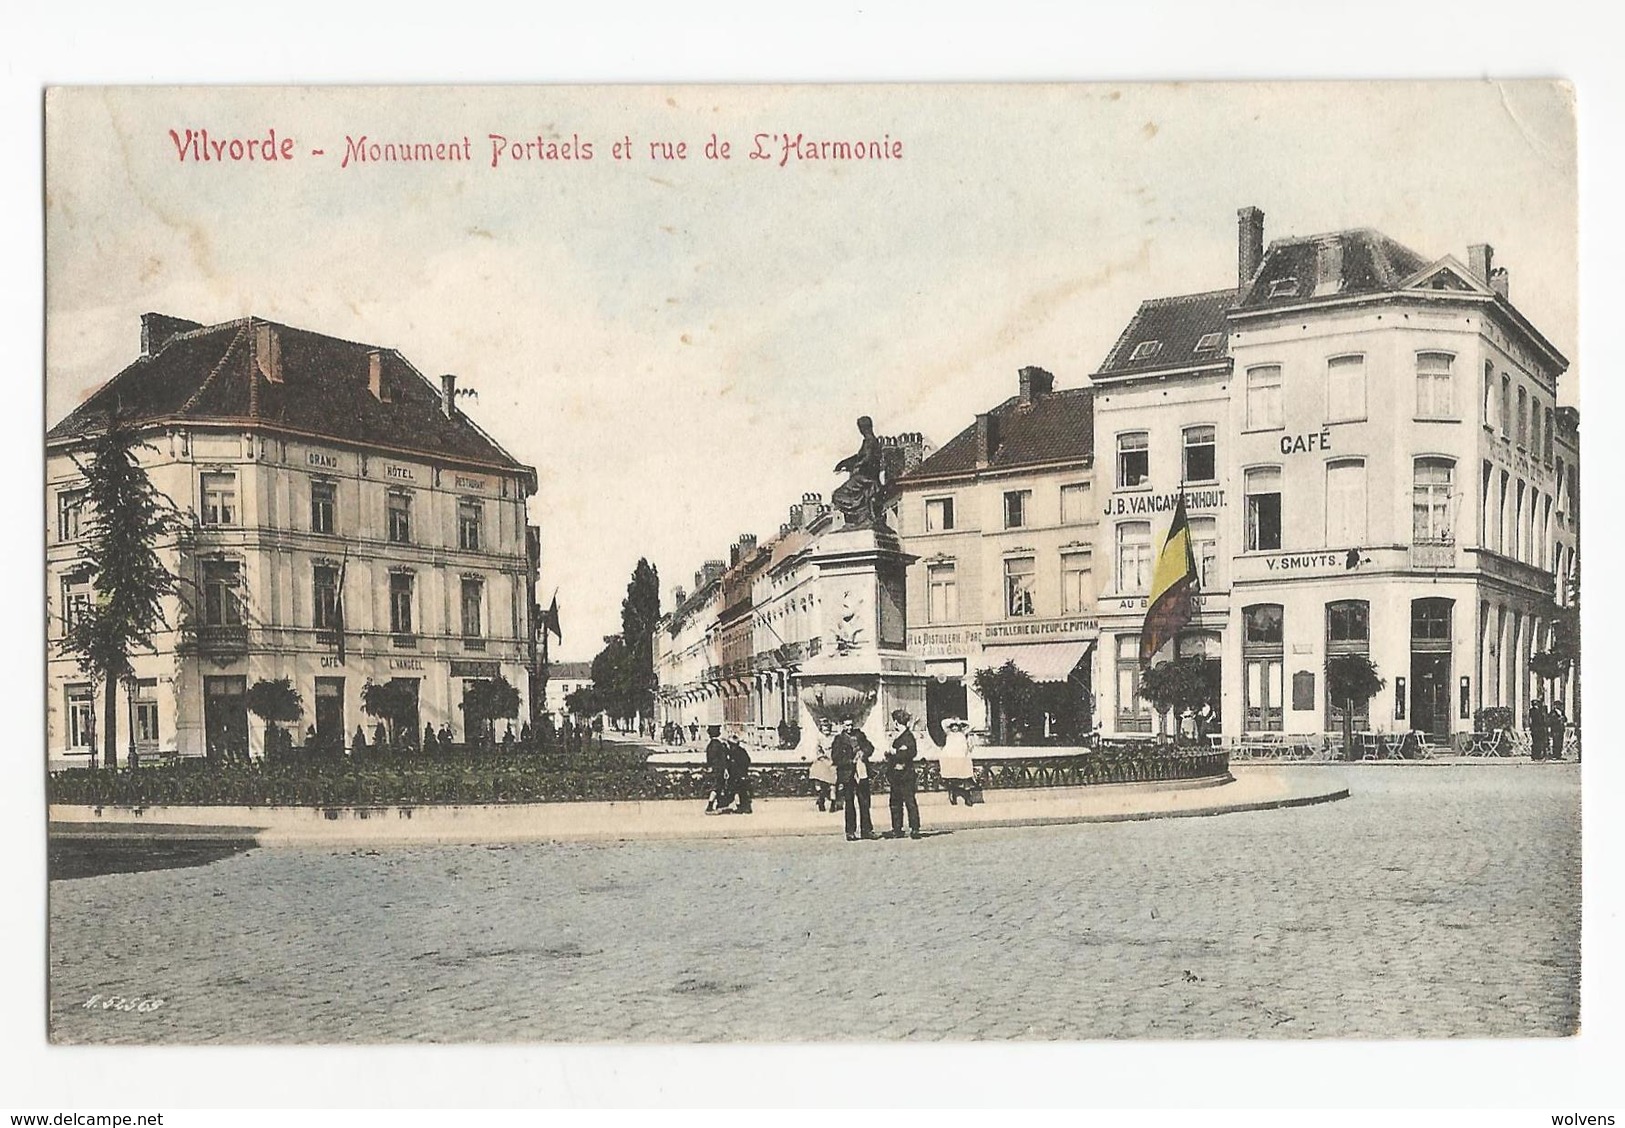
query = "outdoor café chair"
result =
(1409, 730, 1437, 760)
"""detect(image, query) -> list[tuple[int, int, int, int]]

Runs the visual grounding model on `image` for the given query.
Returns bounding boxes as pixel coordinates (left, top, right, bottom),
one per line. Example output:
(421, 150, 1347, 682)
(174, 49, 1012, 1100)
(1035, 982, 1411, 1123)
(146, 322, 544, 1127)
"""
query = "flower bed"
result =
(48, 747, 1227, 808)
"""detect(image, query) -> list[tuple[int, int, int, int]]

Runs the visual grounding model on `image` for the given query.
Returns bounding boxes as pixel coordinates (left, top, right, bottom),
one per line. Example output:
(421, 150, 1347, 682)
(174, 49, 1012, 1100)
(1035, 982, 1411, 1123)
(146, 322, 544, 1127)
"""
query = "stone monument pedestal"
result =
(793, 524, 928, 755)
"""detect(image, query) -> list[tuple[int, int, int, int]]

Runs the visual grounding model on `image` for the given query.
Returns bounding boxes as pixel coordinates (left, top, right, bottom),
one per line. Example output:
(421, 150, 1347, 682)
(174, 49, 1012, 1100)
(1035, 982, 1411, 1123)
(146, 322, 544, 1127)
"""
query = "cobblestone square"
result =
(48, 765, 1580, 1043)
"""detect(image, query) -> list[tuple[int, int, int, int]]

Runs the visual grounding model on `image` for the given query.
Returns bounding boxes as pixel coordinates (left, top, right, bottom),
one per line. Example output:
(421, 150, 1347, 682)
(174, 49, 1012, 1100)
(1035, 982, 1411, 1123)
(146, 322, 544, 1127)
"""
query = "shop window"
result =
(1116, 522, 1152, 594)
(1412, 458, 1454, 544)
(1326, 600, 1370, 647)
(458, 498, 483, 551)
(1245, 603, 1284, 646)
(1246, 365, 1283, 430)
(311, 480, 336, 535)
(1416, 352, 1454, 418)
(57, 488, 86, 542)
(1327, 355, 1366, 422)
(925, 496, 955, 532)
(1325, 459, 1367, 547)
(1004, 556, 1035, 618)
(66, 685, 95, 749)
(1061, 552, 1091, 615)
(1060, 483, 1090, 525)
(1245, 467, 1282, 551)
(1182, 425, 1216, 483)
(1117, 432, 1150, 489)
(926, 563, 957, 624)
(133, 679, 159, 748)
(1003, 490, 1030, 529)
(201, 473, 238, 526)
(387, 491, 412, 544)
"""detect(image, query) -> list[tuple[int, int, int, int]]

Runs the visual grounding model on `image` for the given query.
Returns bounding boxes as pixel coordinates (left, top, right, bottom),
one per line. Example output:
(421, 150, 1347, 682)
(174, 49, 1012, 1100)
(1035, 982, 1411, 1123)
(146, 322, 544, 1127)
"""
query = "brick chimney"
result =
(739, 533, 757, 556)
(440, 374, 457, 417)
(1490, 266, 1509, 300)
(701, 559, 726, 587)
(140, 313, 202, 358)
(1238, 206, 1265, 288)
(975, 412, 1001, 468)
(1018, 366, 1054, 403)
(1468, 244, 1494, 285)
(674, 586, 687, 606)
(367, 350, 387, 401)
(253, 321, 283, 383)
(788, 503, 805, 530)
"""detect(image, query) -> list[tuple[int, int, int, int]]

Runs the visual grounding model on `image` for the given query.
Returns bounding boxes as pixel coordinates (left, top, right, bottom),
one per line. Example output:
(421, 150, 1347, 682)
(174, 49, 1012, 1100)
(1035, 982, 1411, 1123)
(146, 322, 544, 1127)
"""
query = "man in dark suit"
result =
(1529, 698, 1548, 761)
(725, 733, 753, 814)
(883, 710, 921, 839)
(704, 725, 729, 813)
(830, 718, 877, 841)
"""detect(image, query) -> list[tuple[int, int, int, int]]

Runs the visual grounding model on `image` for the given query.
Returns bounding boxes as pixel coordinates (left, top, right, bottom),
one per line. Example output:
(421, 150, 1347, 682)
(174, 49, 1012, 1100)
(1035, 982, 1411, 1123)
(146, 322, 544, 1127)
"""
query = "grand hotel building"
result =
(46, 314, 539, 767)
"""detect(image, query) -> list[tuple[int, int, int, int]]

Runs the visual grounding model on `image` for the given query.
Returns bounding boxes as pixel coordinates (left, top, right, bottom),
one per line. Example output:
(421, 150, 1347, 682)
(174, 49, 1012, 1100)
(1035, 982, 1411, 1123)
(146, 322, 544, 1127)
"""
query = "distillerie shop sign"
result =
(983, 616, 1098, 641)
(907, 627, 982, 657)
(1103, 488, 1225, 517)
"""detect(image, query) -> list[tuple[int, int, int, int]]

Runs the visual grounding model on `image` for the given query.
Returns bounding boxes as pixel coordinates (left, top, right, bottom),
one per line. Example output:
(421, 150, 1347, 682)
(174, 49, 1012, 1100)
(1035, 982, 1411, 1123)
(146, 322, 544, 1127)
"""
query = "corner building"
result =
(1094, 209, 1575, 741)
(46, 314, 539, 766)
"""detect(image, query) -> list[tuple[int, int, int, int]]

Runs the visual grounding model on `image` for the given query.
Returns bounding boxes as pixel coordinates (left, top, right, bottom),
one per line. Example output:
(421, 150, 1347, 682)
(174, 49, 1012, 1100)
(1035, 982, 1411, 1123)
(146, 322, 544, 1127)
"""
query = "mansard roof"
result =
(1092, 288, 1237, 380)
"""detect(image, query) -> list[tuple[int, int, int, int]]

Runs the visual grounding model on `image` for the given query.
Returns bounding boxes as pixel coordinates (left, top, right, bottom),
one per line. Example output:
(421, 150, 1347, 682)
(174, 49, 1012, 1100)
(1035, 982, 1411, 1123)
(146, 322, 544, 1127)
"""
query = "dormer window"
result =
(1193, 332, 1222, 354)
(1129, 340, 1162, 361)
(1268, 277, 1299, 299)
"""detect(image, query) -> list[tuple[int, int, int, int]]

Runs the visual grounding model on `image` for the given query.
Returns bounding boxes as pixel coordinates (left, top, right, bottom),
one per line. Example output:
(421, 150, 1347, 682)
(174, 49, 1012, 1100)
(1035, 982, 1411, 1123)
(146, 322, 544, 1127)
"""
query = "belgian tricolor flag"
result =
(1139, 491, 1198, 669)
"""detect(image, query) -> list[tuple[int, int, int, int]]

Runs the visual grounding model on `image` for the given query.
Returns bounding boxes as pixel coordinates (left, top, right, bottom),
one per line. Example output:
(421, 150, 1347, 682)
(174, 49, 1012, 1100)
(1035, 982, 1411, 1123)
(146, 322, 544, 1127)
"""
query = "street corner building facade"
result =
(893, 367, 1100, 743)
(1092, 208, 1578, 741)
(46, 314, 540, 768)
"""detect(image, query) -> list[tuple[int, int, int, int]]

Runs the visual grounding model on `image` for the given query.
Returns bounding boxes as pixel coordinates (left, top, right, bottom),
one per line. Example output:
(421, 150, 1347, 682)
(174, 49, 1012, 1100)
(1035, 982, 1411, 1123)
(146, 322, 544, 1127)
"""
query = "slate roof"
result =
(47, 316, 529, 476)
(548, 661, 593, 680)
(1235, 228, 1431, 311)
(901, 385, 1094, 482)
(1092, 288, 1236, 380)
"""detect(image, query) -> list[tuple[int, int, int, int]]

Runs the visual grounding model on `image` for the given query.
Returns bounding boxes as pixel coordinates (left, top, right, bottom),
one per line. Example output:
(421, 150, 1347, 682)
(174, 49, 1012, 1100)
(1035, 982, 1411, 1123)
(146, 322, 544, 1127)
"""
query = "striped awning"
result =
(981, 640, 1094, 683)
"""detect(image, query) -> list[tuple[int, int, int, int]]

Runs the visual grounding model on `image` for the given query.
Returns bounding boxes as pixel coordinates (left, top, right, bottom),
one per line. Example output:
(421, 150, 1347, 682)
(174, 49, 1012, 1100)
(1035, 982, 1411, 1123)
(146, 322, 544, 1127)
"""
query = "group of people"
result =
(702, 725, 754, 814)
(1528, 698, 1571, 761)
(805, 712, 982, 841)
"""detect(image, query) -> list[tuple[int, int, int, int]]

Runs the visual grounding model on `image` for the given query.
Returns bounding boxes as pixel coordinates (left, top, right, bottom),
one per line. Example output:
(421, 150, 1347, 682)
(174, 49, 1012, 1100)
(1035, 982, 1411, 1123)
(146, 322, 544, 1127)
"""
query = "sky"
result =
(44, 81, 1577, 660)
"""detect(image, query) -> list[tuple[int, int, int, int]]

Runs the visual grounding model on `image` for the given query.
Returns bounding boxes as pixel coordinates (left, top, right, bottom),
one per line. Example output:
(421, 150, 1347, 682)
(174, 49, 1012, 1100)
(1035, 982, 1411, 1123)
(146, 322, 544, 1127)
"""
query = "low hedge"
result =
(48, 748, 1227, 808)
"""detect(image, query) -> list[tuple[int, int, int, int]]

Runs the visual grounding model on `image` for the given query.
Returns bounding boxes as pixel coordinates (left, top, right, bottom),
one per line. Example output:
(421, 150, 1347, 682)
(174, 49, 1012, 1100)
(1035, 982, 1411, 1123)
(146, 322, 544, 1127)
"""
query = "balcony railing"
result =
(392, 633, 418, 649)
(1410, 540, 1457, 570)
(193, 624, 249, 655)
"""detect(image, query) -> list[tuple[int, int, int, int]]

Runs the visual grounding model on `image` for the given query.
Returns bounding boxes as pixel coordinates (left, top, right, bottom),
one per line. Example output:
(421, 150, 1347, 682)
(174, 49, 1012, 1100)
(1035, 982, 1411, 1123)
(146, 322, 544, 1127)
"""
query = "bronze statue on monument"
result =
(831, 415, 888, 530)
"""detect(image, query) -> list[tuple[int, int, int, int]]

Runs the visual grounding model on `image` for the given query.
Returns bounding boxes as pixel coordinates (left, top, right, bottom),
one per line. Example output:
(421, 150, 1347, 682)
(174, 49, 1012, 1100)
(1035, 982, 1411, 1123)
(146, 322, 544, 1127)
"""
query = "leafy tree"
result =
(1326, 653, 1385, 761)
(564, 684, 600, 719)
(360, 679, 418, 746)
(972, 660, 1038, 745)
(1534, 561, 1580, 706)
(590, 634, 632, 727)
(57, 419, 180, 768)
(246, 678, 304, 753)
(620, 559, 661, 724)
(460, 676, 522, 744)
(1140, 657, 1221, 741)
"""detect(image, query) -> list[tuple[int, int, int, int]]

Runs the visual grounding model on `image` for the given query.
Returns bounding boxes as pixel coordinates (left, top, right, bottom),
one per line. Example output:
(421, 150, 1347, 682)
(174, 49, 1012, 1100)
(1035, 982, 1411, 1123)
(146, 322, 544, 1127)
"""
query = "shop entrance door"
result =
(926, 677, 968, 745)
(390, 677, 420, 747)
(315, 677, 345, 750)
(203, 675, 248, 761)
(1411, 652, 1451, 740)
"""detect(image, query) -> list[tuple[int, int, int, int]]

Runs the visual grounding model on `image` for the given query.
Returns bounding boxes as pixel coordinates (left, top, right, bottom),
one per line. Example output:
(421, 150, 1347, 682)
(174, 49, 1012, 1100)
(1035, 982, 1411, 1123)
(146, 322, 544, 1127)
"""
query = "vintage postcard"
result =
(42, 82, 1579, 1045)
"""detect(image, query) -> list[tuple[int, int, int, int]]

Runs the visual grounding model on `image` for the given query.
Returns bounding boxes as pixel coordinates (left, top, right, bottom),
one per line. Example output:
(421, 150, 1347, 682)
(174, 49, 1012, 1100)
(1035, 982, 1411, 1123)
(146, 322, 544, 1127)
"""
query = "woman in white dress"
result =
(807, 719, 839, 812)
(938, 717, 979, 805)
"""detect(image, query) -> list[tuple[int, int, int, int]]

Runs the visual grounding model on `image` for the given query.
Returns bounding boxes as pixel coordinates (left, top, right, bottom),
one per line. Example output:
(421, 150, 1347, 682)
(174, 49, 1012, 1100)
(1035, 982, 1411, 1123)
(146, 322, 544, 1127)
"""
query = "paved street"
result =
(48, 764, 1580, 1043)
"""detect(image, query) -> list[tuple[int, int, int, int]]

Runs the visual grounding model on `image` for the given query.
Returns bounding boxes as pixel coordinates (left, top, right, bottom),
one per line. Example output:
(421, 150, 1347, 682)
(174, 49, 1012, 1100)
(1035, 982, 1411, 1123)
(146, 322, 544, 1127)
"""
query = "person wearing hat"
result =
(807, 718, 839, 812)
(938, 717, 979, 805)
(883, 709, 922, 839)
(703, 725, 729, 813)
(830, 717, 877, 840)
(725, 731, 754, 814)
